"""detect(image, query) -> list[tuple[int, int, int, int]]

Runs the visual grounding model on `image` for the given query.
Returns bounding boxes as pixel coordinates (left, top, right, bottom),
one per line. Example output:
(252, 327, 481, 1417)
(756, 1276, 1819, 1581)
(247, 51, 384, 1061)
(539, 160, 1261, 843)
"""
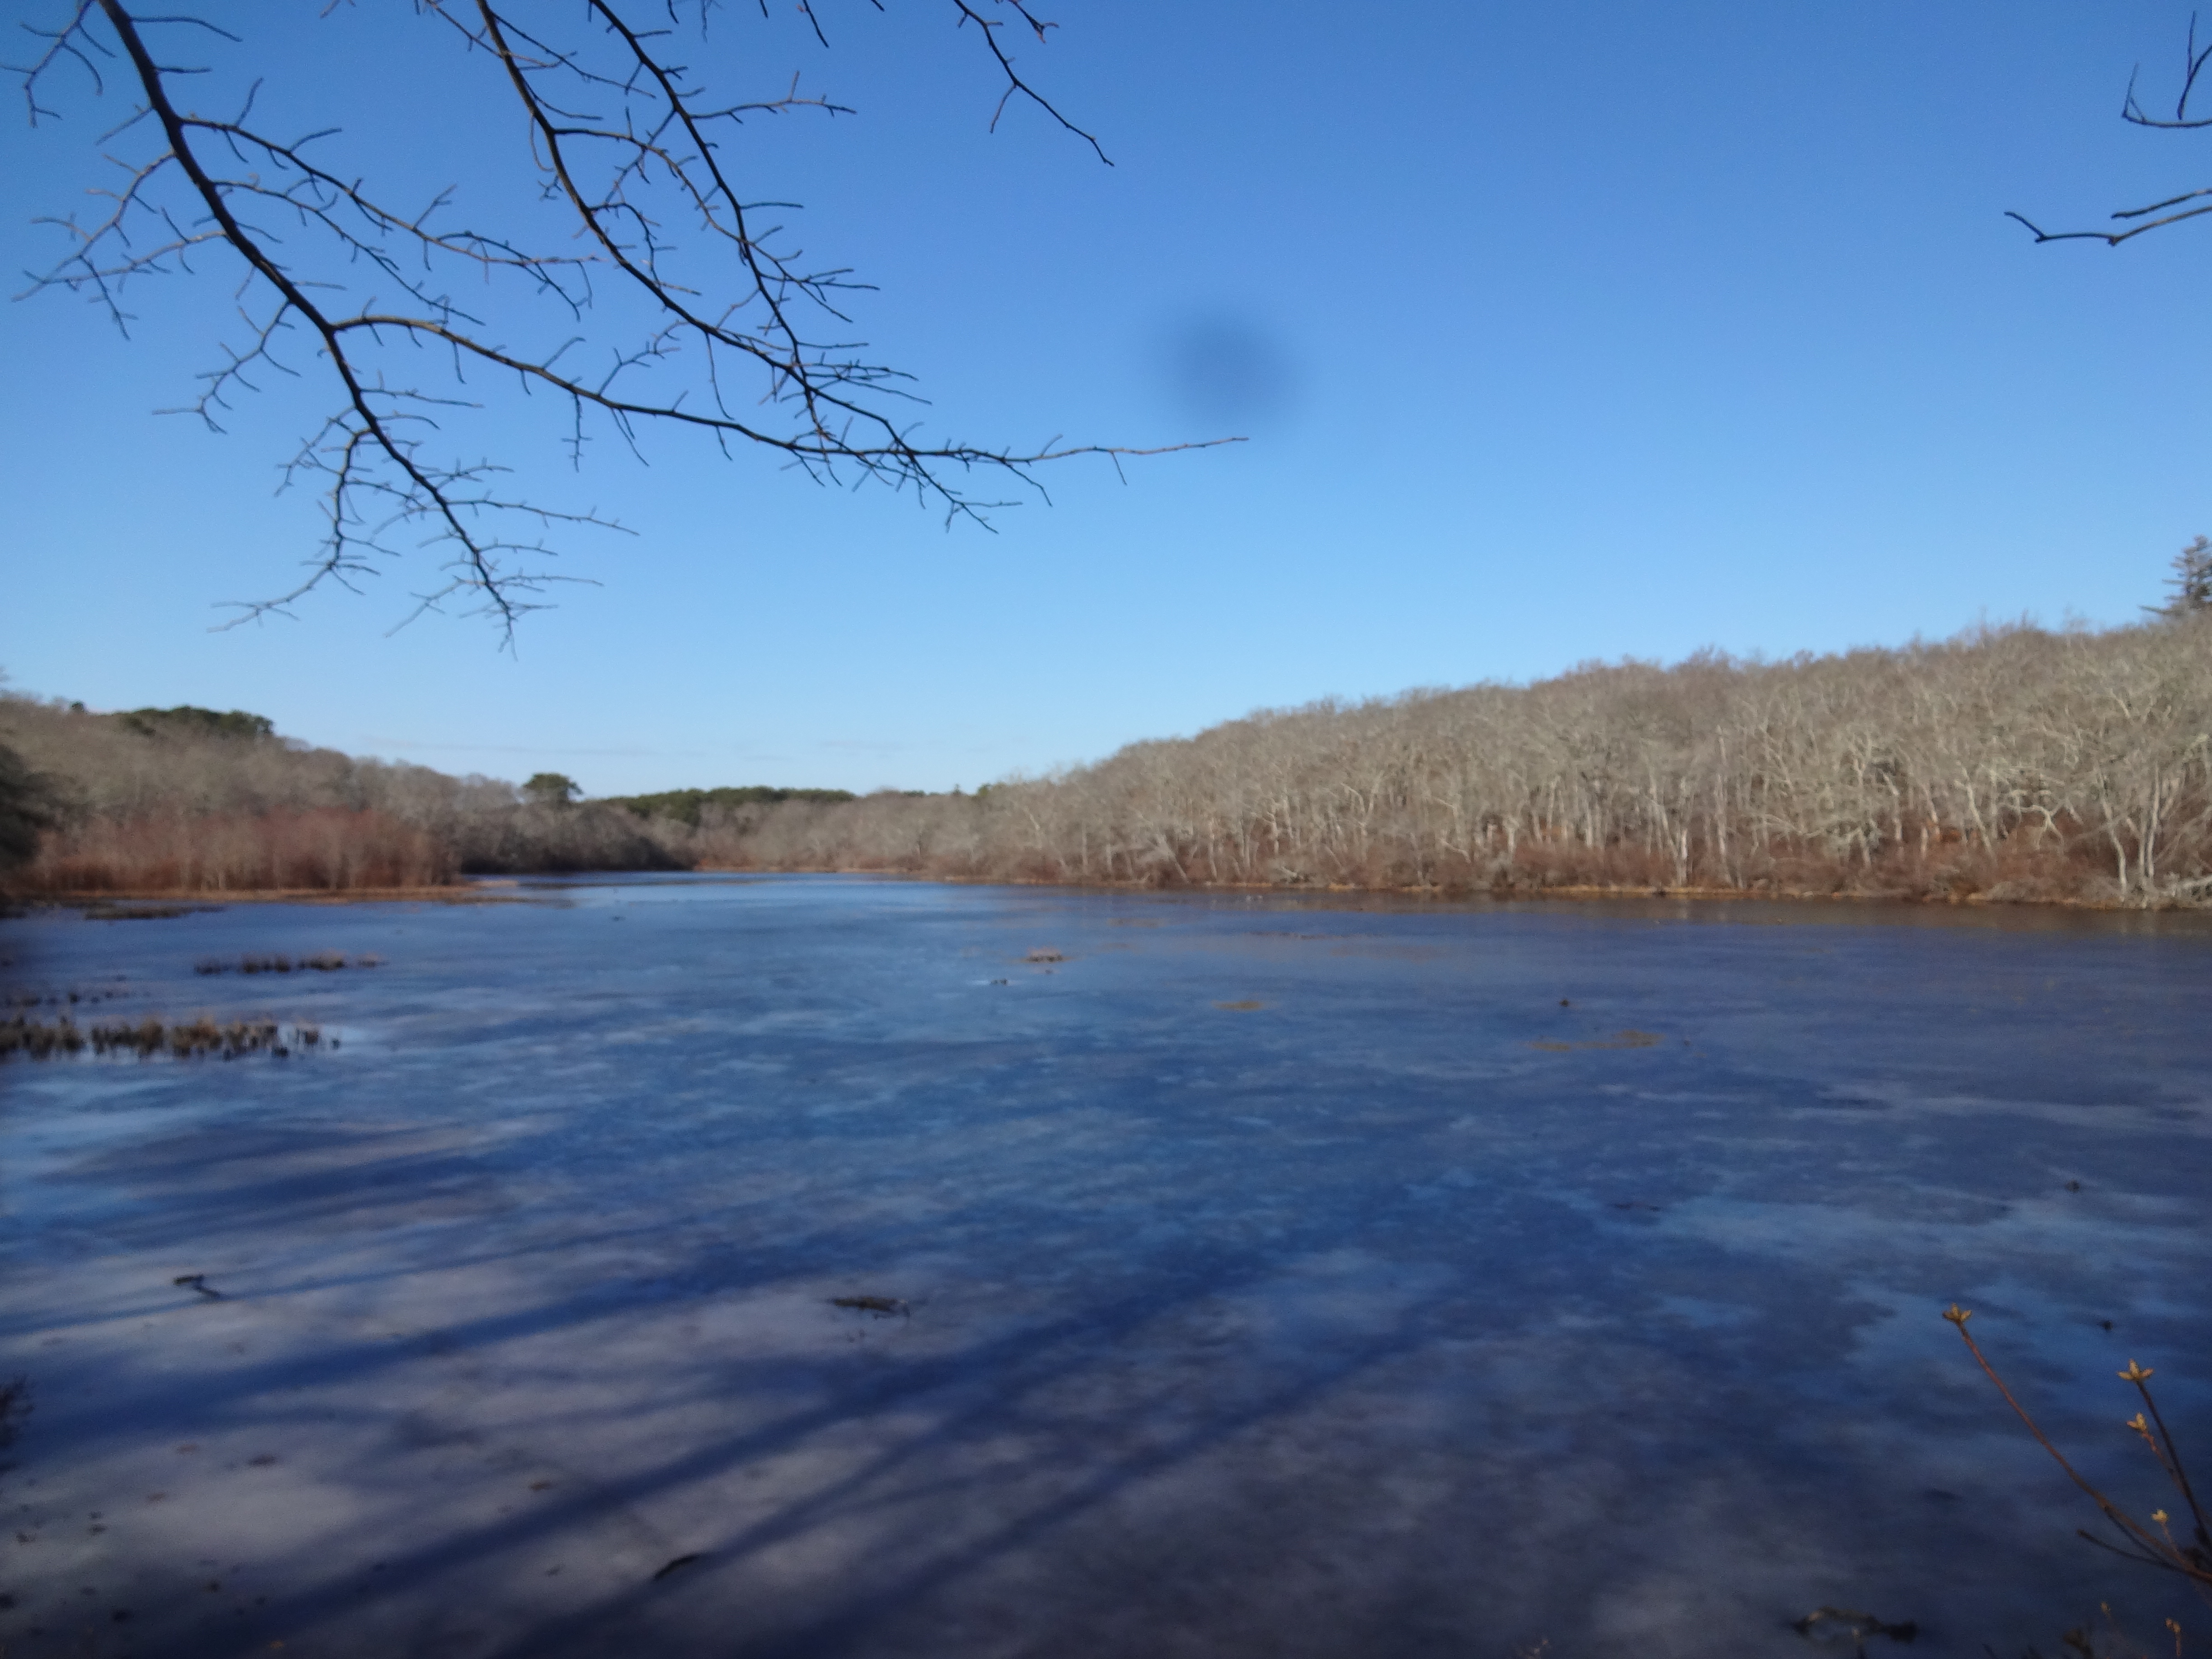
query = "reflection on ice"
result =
(0, 876, 2208, 1657)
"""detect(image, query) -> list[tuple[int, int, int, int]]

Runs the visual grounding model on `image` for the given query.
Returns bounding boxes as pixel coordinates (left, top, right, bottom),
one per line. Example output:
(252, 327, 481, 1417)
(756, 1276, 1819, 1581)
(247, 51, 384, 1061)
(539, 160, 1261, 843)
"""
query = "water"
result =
(2, 876, 2209, 1658)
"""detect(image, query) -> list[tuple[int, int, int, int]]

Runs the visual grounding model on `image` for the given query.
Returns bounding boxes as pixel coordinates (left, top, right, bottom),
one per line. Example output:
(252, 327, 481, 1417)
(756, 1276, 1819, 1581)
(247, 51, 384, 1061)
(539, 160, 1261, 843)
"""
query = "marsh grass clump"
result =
(0, 1017, 85, 1059)
(1529, 1030, 1667, 1052)
(198, 952, 380, 976)
(0, 1015, 324, 1062)
(830, 1295, 910, 1318)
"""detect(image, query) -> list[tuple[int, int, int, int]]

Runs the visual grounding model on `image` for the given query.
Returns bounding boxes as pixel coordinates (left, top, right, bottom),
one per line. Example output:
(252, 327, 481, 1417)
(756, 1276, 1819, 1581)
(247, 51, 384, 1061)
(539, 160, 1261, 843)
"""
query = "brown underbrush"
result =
(687, 819, 2165, 908)
(1466, 829, 2124, 904)
(6, 808, 454, 895)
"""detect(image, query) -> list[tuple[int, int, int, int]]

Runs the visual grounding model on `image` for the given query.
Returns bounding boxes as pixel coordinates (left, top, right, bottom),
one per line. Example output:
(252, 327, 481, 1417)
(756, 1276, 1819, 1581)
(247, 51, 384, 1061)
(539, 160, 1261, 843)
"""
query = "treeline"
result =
(598, 785, 857, 826)
(690, 617, 2212, 905)
(5, 613, 2211, 904)
(0, 700, 701, 893)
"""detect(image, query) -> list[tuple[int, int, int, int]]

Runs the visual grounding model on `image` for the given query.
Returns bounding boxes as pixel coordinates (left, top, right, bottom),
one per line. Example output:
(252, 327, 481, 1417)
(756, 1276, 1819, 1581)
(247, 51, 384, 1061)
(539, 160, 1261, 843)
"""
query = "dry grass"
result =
(0, 1015, 327, 1061)
(194, 952, 382, 975)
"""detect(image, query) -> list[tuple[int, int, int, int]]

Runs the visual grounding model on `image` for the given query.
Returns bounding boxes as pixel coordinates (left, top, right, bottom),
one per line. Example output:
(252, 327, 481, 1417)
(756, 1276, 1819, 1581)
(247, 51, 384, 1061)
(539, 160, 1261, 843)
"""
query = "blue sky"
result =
(3, 1, 2208, 794)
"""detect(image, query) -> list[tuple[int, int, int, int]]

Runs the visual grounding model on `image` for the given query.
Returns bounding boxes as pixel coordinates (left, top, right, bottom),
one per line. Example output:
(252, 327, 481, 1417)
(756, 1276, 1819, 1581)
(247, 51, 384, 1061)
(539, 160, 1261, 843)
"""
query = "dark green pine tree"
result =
(2151, 535, 2212, 618)
(522, 773, 582, 808)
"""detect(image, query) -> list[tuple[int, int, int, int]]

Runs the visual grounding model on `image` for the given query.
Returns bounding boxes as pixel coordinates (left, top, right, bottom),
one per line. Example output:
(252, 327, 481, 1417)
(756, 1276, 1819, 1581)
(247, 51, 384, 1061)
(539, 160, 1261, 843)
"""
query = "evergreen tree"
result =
(2152, 536, 2212, 619)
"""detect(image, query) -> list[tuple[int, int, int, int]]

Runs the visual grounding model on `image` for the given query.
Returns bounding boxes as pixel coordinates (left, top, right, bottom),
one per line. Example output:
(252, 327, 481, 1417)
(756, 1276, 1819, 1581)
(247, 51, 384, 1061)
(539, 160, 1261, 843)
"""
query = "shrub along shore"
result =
(5, 615, 2211, 908)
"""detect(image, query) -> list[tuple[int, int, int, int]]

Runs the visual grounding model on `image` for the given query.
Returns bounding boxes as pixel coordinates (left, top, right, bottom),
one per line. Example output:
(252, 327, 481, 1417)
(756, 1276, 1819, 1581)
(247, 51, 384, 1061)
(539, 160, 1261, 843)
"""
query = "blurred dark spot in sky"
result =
(1154, 309, 1300, 429)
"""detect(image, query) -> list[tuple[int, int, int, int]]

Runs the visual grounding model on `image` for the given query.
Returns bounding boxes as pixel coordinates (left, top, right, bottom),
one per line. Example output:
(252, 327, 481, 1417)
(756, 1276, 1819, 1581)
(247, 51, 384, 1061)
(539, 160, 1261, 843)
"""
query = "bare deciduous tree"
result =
(13, 2, 1229, 637)
(17, 617, 2210, 904)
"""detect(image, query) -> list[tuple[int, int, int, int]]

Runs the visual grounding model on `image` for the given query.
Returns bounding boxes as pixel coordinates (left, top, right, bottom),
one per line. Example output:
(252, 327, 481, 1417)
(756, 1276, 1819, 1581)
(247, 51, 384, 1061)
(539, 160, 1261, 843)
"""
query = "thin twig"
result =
(1945, 1306, 2212, 1595)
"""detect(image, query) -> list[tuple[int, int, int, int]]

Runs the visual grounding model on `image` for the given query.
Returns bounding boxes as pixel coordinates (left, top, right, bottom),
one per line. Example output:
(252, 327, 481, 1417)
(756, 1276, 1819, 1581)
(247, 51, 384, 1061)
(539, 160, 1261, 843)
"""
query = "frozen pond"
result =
(2, 875, 2209, 1658)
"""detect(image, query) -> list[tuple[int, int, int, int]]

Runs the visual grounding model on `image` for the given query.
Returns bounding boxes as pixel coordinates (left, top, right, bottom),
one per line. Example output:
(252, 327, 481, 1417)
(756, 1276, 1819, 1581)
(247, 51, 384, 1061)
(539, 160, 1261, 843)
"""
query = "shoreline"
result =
(7, 871, 2206, 913)
(691, 866, 2208, 912)
(2, 883, 530, 908)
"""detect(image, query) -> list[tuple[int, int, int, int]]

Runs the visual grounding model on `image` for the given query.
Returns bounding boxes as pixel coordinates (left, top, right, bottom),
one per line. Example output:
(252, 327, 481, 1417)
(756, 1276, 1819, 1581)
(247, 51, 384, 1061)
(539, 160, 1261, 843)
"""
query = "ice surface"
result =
(2, 876, 2209, 1657)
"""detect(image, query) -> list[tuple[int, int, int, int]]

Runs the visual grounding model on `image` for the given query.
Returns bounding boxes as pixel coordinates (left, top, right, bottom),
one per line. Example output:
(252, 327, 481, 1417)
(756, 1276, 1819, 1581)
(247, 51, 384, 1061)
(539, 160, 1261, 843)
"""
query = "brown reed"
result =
(0, 1015, 325, 1061)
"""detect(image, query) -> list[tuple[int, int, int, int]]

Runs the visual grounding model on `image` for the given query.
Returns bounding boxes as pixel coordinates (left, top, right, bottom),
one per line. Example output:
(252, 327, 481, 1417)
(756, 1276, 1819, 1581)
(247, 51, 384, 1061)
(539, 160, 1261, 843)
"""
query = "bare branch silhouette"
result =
(12, 1, 1236, 641)
(2011, 14, 2212, 247)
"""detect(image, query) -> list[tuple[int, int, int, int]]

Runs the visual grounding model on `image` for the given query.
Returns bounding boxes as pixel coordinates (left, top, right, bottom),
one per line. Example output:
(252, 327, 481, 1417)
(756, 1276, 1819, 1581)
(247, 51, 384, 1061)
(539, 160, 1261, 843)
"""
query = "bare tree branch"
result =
(2012, 14, 2212, 248)
(2121, 14, 2212, 129)
(11, 0, 1237, 643)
